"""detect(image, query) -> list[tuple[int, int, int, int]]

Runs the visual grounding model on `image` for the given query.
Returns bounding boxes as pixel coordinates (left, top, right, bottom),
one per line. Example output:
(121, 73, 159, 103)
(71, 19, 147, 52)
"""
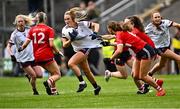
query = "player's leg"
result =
(131, 59, 145, 94)
(42, 60, 61, 95)
(32, 65, 43, 78)
(148, 56, 168, 76)
(161, 49, 180, 69)
(23, 65, 38, 95)
(68, 52, 87, 92)
(79, 59, 101, 95)
(140, 59, 165, 96)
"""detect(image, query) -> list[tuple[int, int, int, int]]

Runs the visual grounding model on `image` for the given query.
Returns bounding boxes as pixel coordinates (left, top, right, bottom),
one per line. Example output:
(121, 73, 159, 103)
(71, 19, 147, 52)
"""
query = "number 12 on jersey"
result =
(32, 32, 45, 44)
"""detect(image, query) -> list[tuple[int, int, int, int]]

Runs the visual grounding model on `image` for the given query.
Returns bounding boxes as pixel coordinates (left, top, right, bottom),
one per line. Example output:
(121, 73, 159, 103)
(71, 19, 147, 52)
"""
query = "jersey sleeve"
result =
(163, 19, 173, 27)
(81, 21, 91, 28)
(27, 29, 32, 40)
(116, 32, 124, 45)
(9, 32, 15, 45)
(61, 27, 67, 38)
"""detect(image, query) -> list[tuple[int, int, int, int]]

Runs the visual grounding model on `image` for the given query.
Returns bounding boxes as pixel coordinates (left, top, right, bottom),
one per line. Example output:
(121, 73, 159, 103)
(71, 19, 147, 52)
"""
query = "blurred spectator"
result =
(172, 28, 180, 74)
(79, 1, 87, 10)
(86, 0, 100, 21)
(79, 0, 99, 22)
(4, 40, 11, 59)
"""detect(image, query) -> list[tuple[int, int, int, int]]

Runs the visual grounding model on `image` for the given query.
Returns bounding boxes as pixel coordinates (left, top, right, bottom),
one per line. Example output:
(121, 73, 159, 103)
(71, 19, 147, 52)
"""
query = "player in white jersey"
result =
(61, 7, 101, 95)
(7, 14, 43, 95)
(145, 11, 180, 76)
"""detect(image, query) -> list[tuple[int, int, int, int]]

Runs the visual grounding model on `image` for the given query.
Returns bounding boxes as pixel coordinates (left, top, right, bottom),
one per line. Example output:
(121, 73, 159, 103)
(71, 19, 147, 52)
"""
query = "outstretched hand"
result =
(100, 41, 110, 46)
(90, 32, 101, 40)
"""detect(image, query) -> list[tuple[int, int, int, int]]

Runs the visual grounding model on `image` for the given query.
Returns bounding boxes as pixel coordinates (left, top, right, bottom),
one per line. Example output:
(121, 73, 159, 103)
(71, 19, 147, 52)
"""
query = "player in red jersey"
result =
(102, 21, 149, 94)
(18, 12, 61, 95)
(125, 16, 155, 48)
(110, 22, 165, 96)
(124, 16, 164, 93)
(102, 21, 133, 81)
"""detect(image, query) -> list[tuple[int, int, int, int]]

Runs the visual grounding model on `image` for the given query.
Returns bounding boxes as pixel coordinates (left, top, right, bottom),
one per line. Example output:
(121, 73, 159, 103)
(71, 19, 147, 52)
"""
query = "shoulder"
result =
(145, 23, 154, 28)
(145, 23, 154, 32)
(62, 25, 68, 31)
(11, 29, 18, 36)
(62, 25, 71, 34)
(78, 21, 90, 27)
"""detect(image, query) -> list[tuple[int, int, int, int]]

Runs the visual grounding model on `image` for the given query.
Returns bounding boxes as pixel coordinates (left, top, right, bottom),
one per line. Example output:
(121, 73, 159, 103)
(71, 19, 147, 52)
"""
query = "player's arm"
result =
(101, 34, 116, 40)
(49, 39, 58, 53)
(7, 42, 14, 56)
(90, 22, 100, 33)
(172, 22, 180, 28)
(110, 44, 123, 60)
(7, 42, 17, 62)
(61, 37, 71, 48)
(19, 38, 31, 52)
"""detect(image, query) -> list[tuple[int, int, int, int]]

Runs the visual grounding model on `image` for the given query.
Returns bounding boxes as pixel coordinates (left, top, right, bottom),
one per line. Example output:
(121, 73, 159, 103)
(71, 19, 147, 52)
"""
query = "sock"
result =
(139, 85, 144, 90)
(156, 86, 162, 91)
(148, 73, 153, 77)
(33, 88, 38, 93)
(48, 78, 55, 88)
(92, 83, 98, 89)
(77, 75, 84, 82)
(79, 81, 85, 84)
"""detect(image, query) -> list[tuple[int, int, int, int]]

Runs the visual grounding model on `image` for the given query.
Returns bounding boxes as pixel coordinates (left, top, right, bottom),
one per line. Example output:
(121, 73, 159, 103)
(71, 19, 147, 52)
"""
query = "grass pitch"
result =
(0, 75, 180, 108)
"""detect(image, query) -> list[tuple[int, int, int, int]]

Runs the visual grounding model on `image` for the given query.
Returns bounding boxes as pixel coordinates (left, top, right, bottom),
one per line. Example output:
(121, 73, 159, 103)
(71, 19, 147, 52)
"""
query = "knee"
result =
(68, 62, 75, 68)
(36, 73, 43, 78)
(31, 74, 37, 80)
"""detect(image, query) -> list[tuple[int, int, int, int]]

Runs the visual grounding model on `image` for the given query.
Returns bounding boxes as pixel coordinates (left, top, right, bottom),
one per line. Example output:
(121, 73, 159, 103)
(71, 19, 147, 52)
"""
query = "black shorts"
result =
(155, 46, 170, 55)
(136, 44, 156, 60)
(79, 48, 92, 55)
(20, 61, 35, 68)
(114, 50, 132, 66)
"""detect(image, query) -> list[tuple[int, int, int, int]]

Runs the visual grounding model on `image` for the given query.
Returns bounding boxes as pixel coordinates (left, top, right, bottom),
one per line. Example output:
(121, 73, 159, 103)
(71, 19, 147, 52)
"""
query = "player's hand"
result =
(100, 41, 110, 46)
(68, 29, 78, 41)
(18, 46, 23, 52)
(90, 32, 100, 40)
(11, 55, 16, 62)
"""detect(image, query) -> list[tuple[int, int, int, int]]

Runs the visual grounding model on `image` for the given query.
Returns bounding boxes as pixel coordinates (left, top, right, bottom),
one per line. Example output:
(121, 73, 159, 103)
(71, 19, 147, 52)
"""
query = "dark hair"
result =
(107, 21, 122, 32)
(127, 15, 144, 32)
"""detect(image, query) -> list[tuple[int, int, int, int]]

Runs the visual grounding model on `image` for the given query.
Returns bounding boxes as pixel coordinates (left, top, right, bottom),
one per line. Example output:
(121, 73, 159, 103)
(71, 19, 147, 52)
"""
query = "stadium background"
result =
(0, 0, 180, 76)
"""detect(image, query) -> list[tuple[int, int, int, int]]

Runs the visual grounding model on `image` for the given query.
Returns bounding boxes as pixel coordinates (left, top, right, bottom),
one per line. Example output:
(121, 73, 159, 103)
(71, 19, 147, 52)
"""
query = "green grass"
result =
(0, 75, 180, 108)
